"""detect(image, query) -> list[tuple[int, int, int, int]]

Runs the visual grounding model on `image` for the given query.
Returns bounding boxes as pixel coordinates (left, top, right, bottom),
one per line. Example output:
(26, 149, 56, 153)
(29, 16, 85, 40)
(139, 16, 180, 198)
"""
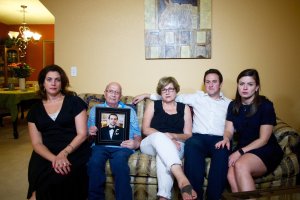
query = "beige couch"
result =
(79, 93, 300, 200)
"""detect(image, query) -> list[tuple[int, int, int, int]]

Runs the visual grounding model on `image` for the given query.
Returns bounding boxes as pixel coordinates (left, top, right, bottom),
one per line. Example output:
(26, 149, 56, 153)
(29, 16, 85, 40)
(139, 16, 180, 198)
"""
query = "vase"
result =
(19, 78, 26, 91)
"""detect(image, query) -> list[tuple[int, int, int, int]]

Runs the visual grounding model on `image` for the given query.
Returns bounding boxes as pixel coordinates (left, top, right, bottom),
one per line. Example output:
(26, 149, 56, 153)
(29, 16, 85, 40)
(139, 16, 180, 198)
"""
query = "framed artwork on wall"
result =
(144, 0, 211, 59)
(95, 107, 130, 146)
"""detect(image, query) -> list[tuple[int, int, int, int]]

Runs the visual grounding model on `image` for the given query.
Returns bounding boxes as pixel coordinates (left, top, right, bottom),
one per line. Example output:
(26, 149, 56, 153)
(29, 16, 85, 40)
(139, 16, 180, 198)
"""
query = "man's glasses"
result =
(161, 87, 175, 93)
(106, 90, 121, 95)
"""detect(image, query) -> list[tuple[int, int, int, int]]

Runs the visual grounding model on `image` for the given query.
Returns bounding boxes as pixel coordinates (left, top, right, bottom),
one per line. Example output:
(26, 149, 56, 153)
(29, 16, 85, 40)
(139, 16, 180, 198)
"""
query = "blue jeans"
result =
(88, 146, 133, 200)
(184, 134, 229, 200)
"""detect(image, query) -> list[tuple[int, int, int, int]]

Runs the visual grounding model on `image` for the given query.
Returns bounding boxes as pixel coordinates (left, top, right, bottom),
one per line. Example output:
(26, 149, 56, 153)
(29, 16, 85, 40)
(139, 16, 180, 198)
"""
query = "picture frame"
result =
(95, 107, 131, 145)
(144, 0, 212, 59)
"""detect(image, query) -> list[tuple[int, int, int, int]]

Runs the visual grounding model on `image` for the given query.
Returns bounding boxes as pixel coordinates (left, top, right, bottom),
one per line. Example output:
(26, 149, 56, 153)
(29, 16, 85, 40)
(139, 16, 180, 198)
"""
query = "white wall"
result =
(42, 0, 300, 130)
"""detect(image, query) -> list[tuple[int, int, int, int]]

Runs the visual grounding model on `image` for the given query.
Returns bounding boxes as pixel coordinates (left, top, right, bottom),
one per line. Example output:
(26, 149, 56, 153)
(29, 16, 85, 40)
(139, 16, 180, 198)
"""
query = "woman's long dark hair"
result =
(37, 64, 75, 100)
(232, 69, 264, 117)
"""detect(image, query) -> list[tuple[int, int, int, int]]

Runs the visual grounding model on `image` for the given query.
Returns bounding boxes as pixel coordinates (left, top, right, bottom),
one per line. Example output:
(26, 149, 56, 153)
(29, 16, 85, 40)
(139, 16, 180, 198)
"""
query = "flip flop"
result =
(181, 184, 193, 196)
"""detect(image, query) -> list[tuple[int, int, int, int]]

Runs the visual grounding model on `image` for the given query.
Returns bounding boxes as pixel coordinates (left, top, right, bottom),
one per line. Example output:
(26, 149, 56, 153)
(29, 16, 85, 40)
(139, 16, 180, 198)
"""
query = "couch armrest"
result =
(274, 118, 300, 156)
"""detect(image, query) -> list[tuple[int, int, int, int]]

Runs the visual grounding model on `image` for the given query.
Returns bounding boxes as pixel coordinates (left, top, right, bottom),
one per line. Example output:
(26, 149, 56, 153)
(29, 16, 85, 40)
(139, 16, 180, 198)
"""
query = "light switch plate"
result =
(71, 66, 77, 76)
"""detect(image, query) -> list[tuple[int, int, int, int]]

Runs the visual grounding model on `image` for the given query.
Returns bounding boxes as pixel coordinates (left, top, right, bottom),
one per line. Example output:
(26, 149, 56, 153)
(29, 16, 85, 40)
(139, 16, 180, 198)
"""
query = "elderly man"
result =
(88, 82, 141, 200)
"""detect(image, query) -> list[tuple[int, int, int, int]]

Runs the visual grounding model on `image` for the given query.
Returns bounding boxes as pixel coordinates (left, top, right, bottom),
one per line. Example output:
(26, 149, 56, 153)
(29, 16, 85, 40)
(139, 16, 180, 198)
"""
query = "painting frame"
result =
(144, 0, 212, 59)
(95, 107, 130, 146)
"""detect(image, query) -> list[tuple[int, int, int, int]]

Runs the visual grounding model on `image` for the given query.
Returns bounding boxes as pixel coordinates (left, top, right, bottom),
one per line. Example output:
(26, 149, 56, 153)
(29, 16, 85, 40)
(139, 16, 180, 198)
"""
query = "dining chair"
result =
(0, 107, 11, 127)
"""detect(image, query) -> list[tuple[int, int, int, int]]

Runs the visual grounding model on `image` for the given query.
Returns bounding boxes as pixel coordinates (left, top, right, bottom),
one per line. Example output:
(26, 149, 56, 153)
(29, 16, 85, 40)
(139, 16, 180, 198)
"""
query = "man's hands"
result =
(121, 135, 141, 150)
(89, 126, 98, 136)
(215, 136, 231, 150)
(215, 137, 245, 167)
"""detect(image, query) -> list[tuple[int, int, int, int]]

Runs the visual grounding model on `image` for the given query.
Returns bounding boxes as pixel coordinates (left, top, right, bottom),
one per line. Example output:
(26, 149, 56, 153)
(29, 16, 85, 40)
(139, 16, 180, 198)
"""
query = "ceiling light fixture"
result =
(8, 5, 42, 58)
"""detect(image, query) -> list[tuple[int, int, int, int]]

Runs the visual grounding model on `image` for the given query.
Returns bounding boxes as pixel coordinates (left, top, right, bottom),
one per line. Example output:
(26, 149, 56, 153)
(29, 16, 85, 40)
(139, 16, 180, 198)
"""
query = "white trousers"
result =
(140, 132, 184, 199)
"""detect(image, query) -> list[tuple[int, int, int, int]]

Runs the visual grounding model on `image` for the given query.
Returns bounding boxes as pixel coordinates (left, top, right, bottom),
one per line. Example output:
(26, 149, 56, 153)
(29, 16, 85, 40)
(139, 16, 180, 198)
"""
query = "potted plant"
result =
(8, 62, 34, 90)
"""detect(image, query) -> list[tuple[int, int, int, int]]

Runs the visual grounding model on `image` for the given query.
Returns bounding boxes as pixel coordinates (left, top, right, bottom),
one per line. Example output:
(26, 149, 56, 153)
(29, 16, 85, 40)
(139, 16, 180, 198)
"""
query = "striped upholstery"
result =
(79, 93, 300, 200)
(254, 119, 299, 188)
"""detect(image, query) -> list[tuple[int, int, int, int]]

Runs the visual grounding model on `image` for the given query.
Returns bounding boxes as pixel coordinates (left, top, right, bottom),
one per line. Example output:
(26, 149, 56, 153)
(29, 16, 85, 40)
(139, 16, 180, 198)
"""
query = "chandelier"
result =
(8, 5, 42, 58)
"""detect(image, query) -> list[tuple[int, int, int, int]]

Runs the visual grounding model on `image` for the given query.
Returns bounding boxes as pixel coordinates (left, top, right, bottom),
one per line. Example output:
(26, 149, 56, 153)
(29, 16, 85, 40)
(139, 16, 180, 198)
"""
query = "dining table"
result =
(0, 87, 39, 139)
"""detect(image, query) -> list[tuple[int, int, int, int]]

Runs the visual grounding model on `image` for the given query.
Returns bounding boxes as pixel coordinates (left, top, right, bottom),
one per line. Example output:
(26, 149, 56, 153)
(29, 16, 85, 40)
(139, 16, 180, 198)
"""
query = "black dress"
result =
(226, 97, 283, 174)
(150, 100, 185, 133)
(27, 95, 90, 200)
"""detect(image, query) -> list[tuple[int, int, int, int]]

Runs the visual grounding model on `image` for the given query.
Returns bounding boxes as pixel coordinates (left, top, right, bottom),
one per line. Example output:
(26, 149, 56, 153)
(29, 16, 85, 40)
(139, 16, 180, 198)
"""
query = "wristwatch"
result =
(238, 148, 245, 155)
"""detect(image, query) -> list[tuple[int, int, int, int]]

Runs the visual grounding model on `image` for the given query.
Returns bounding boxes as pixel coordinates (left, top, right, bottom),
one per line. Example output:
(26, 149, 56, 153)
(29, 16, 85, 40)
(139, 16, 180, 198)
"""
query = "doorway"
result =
(43, 40, 54, 67)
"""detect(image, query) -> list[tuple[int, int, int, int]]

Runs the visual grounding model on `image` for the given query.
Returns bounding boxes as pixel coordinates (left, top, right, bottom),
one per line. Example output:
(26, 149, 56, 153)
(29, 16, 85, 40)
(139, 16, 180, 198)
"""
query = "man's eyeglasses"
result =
(106, 90, 121, 95)
(161, 88, 175, 93)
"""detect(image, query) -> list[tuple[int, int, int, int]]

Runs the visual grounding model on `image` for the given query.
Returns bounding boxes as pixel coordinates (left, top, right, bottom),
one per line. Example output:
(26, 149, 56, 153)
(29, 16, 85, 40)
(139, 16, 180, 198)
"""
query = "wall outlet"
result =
(71, 66, 77, 76)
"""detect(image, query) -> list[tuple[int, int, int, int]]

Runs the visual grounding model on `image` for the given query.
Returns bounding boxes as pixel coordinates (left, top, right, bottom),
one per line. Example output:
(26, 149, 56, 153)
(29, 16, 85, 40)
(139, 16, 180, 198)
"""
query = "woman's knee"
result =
(150, 132, 168, 141)
(233, 159, 251, 176)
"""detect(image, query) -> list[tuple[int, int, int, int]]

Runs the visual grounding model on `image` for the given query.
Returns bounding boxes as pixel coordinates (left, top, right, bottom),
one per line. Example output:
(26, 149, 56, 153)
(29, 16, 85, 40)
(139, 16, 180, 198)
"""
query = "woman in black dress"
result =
(27, 65, 90, 200)
(215, 69, 283, 192)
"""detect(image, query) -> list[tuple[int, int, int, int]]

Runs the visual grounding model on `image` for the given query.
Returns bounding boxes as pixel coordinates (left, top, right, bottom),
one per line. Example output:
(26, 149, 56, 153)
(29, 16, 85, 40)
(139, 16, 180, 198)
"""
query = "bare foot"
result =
(170, 164, 197, 200)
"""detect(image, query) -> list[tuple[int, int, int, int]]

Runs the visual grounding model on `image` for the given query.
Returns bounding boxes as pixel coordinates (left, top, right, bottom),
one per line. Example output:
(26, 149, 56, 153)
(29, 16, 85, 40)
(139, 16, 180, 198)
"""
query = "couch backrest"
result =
(78, 93, 151, 130)
(78, 93, 300, 155)
(273, 118, 300, 155)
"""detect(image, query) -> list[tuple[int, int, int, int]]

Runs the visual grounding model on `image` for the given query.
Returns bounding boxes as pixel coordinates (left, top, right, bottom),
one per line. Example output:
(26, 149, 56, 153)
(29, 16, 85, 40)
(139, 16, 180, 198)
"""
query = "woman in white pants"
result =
(140, 77, 197, 200)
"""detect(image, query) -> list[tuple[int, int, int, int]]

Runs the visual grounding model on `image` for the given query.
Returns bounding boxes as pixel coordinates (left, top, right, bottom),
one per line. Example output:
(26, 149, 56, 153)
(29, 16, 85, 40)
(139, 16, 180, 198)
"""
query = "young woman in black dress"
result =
(27, 65, 90, 200)
(215, 69, 283, 192)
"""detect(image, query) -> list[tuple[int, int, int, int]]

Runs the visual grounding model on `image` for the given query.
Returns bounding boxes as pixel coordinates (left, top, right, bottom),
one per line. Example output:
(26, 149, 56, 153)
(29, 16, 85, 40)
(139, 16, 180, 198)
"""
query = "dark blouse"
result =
(27, 95, 88, 153)
(226, 97, 277, 148)
(150, 100, 185, 134)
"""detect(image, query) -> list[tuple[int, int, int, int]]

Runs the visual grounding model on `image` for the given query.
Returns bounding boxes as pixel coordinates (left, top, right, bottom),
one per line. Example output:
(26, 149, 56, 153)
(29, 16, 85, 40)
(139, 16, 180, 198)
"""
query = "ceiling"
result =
(0, 0, 54, 25)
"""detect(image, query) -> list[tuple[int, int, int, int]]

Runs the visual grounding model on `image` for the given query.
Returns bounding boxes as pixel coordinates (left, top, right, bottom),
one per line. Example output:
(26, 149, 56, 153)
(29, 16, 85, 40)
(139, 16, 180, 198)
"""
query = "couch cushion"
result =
(105, 151, 157, 178)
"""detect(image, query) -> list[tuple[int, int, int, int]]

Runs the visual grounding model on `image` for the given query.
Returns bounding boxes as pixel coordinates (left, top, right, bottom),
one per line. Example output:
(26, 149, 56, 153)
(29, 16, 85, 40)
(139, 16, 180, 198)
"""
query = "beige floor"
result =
(0, 116, 32, 200)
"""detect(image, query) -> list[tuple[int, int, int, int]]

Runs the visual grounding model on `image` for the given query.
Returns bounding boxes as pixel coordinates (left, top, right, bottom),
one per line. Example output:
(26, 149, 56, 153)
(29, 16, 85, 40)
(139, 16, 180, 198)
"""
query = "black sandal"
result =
(181, 184, 193, 196)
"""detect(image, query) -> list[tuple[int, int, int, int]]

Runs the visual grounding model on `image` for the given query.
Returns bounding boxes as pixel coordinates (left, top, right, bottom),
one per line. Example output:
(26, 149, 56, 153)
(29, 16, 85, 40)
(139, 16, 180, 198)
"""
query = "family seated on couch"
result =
(27, 64, 285, 200)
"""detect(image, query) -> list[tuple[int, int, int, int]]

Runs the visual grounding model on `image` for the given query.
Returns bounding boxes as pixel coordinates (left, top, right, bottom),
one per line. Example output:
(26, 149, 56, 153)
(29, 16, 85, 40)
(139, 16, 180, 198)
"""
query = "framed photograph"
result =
(95, 107, 131, 145)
